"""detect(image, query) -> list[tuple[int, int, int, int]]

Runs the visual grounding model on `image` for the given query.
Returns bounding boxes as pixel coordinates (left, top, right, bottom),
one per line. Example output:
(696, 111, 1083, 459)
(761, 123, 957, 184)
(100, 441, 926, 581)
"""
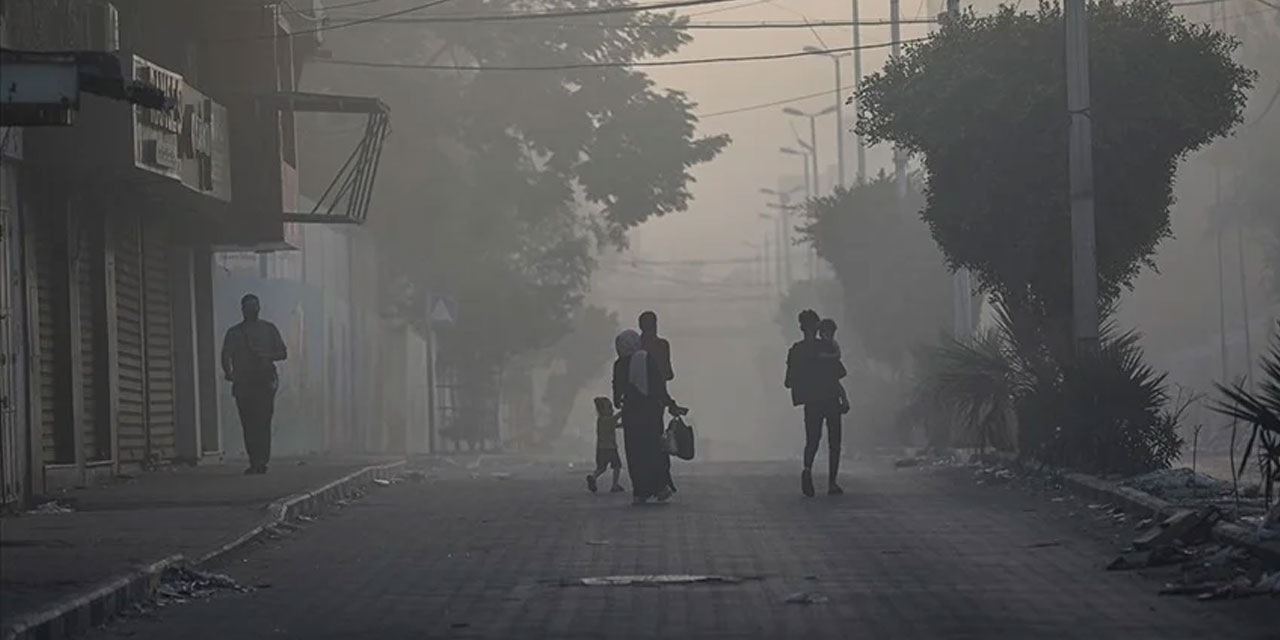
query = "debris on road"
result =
(157, 567, 250, 605)
(1106, 547, 1193, 571)
(784, 591, 829, 605)
(574, 574, 746, 586)
(973, 466, 1016, 486)
(1027, 540, 1064, 549)
(1124, 468, 1232, 502)
(1133, 507, 1222, 551)
(28, 500, 74, 514)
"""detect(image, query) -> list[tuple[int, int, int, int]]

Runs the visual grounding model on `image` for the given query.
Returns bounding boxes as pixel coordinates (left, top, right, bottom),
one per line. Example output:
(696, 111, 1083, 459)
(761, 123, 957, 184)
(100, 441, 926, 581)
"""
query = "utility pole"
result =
(1065, 0, 1099, 352)
(851, 0, 866, 185)
(889, 0, 907, 205)
(944, 0, 974, 341)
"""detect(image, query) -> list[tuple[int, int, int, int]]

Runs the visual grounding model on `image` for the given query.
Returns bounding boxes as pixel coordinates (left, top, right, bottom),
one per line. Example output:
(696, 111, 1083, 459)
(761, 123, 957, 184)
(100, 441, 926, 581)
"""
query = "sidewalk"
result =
(0, 456, 401, 628)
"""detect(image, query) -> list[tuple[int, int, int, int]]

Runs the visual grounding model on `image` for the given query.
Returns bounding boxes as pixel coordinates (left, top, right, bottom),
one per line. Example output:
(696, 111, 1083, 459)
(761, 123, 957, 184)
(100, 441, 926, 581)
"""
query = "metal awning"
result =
(262, 90, 390, 225)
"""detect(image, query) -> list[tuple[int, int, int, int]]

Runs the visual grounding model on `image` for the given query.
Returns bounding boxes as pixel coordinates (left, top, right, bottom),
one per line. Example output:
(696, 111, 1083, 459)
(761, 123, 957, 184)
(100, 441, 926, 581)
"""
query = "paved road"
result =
(89, 460, 1278, 640)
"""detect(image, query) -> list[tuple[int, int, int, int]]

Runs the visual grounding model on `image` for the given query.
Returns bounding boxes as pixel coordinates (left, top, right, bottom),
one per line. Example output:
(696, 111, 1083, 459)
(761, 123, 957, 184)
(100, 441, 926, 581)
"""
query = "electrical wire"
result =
(697, 85, 853, 119)
(322, 36, 927, 70)
(324, 0, 748, 24)
(328, 16, 936, 27)
(214, 0, 460, 42)
(686, 0, 772, 16)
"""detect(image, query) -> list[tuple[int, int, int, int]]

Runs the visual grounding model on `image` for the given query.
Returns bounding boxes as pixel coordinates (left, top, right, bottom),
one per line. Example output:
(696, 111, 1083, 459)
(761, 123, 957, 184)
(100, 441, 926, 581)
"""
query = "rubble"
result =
(1123, 468, 1232, 502)
(28, 500, 74, 514)
(1132, 507, 1222, 551)
(156, 567, 250, 605)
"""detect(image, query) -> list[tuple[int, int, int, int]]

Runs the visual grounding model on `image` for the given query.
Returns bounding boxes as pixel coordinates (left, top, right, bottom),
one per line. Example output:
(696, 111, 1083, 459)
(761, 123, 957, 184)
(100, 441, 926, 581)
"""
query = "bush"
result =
(912, 303, 1183, 475)
(1025, 330, 1183, 475)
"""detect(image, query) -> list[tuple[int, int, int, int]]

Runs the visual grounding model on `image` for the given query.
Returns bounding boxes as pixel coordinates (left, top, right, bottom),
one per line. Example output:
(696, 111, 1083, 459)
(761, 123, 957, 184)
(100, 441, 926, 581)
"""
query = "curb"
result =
(1, 460, 406, 640)
(990, 454, 1280, 566)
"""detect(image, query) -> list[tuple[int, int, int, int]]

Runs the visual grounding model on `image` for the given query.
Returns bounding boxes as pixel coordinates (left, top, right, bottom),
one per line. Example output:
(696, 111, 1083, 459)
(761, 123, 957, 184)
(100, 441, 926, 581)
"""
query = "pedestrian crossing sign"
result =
(427, 294, 456, 327)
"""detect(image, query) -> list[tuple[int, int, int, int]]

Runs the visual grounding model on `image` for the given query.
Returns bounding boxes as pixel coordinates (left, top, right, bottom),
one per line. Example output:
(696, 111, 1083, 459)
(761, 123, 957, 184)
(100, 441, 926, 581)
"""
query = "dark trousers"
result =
(235, 387, 276, 469)
(803, 399, 843, 481)
(622, 409, 674, 499)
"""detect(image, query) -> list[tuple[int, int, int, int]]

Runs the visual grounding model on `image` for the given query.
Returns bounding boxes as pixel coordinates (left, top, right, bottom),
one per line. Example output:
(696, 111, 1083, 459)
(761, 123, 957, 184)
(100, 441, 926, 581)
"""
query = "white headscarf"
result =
(615, 329, 650, 397)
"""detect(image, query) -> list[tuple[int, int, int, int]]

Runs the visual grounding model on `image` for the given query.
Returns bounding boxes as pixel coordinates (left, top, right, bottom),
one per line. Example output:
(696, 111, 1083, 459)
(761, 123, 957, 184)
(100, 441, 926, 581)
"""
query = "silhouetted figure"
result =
(221, 294, 288, 475)
(613, 330, 680, 505)
(586, 397, 625, 494)
(784, 309, 847, 497)
(639, 311, 674, 382)
(818, 318, 851, 417)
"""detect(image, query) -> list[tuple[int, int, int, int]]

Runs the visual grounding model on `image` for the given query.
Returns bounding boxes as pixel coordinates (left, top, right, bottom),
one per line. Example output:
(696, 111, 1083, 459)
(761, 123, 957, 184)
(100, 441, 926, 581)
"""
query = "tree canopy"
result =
(854, 0, 1254, 339)
(797, 173, 952, 368)
(301, 0, 729, 370)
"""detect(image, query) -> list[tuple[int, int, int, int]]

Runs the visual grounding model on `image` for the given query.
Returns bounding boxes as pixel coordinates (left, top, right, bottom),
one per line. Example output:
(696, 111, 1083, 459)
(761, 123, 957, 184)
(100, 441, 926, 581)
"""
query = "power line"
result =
(215, 0, 459, 43)
(322, 37, 927, 71)
(325, 0, 747, 25)
(697, 84, 852, 119)
(687, 0, 771, 15)
(329, 16, 937, 28)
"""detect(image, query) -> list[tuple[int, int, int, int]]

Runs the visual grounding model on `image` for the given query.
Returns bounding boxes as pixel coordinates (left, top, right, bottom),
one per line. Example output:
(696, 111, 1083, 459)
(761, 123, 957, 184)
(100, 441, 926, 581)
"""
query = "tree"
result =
(299, 1, 729, 440)
(855, 0, 1254, 358)
(797, 172, 951, 370)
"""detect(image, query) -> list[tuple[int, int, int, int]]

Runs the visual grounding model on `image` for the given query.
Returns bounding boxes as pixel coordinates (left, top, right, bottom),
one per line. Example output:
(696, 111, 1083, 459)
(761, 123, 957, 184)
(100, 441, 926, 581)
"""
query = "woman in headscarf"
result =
(613, 329, 680, 505)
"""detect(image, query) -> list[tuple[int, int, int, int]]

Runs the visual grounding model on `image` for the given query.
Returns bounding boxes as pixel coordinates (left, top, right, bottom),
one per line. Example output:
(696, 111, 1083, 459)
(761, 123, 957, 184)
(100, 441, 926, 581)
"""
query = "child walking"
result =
(587, 397, 625, 493)
(818, 318, 851, 415)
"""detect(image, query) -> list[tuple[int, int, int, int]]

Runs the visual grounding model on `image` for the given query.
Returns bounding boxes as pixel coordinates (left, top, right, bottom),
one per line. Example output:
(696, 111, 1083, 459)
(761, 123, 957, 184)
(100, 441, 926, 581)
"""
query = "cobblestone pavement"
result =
(1, 457, 395, 620)
(87, 460, 1279, 640)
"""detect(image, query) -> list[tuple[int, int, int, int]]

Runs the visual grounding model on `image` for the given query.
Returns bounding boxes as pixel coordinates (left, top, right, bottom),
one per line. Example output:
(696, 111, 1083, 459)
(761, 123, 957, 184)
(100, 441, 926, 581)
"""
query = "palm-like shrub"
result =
(912, 301, 1183, 475)
(1213, 322, 1280, 505)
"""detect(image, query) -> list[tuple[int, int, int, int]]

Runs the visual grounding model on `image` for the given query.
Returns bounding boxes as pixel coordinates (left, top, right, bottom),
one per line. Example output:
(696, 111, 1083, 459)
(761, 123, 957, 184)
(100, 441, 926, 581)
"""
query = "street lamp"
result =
(761, 185, 805, 290)
(803, 46, 853, 189)
(783, 104, 837, 195)
(779, 146, 812, 200)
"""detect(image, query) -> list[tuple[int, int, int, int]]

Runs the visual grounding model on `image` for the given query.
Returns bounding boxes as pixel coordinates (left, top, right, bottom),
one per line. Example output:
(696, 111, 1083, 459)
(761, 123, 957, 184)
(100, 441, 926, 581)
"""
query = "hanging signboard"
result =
(177, 84, 231, 202)
(131, 55, 182, 180)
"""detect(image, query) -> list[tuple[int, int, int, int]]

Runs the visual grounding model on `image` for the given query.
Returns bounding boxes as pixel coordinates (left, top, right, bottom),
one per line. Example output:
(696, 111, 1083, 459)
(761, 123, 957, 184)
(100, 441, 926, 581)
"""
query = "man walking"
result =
(784, 309, 847, 497)
(639, 310, 674, 382)
(221, 294, 288, 475)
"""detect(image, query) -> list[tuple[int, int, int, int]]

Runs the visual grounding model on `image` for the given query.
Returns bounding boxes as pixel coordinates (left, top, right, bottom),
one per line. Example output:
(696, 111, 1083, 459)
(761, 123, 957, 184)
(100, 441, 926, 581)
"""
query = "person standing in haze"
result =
(784, 309, 847, 497)
(638, 311, 674, 382)
(221, 294, 288, 475)
(613, 330, 682, 505)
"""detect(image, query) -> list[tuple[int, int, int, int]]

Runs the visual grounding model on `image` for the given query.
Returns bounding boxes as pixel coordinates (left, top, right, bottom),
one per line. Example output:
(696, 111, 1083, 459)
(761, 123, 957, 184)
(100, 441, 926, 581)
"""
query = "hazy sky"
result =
(633, 0, 942, 262)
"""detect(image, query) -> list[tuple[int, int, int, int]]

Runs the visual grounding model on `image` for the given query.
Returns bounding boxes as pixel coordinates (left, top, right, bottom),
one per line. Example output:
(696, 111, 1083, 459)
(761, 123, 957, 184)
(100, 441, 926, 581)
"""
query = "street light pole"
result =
(1065, 0, 1099, 353)
(851, 0, 866, 185)
(890, 0, 907, 205)
(808, 115, 819, 193)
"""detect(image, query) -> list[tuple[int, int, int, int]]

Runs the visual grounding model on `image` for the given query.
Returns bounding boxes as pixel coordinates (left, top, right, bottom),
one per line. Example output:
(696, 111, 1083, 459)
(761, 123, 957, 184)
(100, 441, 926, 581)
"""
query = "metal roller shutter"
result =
(78, 225, 103, 461)
(141, 219, 175, 461)
(115, 214, 146, 463)
(33, 211, 63, 463)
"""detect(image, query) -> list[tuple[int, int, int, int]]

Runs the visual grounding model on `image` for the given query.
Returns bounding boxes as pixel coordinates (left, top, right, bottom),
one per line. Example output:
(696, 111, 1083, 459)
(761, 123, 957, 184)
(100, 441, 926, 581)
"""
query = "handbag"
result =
(664, 415, 695, 461)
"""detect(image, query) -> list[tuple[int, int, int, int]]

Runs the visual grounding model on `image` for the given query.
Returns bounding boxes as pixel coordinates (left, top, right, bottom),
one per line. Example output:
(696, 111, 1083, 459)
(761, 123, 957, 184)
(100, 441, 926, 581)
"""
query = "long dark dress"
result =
(612, 352, 675, 499)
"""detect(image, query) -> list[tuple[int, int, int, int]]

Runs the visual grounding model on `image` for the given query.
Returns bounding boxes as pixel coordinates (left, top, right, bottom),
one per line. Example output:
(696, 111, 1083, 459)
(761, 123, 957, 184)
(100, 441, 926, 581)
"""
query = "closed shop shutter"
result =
(1, 165, 25, 505)
(78, 225, 103, 461)
(33, 210, 63, 463)
(142, 219, 175, 461)
(115, 214, 146, 463)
